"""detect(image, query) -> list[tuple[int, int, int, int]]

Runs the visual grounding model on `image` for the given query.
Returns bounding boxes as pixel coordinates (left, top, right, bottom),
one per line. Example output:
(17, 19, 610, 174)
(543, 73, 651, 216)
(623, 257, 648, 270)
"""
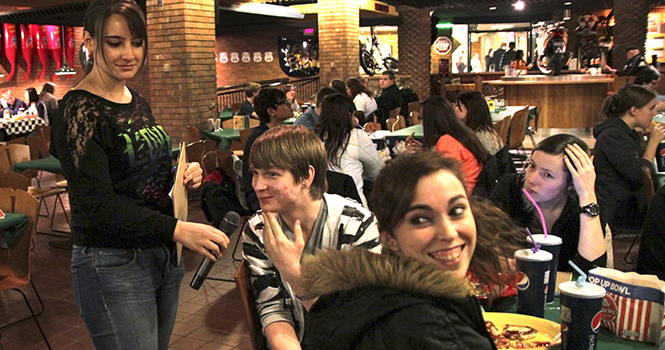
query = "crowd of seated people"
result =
(230, 78, 665, 349)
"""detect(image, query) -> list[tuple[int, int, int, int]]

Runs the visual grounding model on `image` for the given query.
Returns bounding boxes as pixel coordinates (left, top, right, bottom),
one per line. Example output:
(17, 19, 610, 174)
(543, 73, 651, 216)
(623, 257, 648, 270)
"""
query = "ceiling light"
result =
(513, 1, 525, 10)
(489, 6, 497, 11)
(233, 3, 304, 19)
(564, 2, 572, 5)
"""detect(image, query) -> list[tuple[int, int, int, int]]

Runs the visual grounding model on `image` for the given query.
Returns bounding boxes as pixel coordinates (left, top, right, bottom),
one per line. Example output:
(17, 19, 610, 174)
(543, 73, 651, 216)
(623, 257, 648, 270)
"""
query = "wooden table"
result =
(485, 75, 612, 128)
(0, 115, 47, 139)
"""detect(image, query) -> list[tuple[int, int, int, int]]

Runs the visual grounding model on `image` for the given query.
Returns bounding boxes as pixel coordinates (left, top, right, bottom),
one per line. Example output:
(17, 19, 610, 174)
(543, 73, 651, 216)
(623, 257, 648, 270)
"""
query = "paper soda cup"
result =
(514, 248, 552, 318)
(559, 281, 606, 350)
(527, 234, 562, 303)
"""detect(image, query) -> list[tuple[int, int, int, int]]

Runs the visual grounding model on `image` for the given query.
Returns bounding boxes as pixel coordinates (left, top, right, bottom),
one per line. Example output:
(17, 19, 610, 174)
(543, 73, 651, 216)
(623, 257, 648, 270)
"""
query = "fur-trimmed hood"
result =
(301, 247, 474, 300)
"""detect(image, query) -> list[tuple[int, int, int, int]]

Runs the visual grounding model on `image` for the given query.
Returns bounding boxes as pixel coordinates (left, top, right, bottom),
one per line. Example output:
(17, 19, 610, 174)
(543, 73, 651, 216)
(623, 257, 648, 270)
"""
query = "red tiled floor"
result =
(0, 172, 250, 350)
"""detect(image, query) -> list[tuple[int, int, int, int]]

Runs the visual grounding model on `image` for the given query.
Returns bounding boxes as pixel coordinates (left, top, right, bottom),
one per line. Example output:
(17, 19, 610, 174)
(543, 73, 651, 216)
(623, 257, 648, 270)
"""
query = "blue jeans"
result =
(71, 245, 185, 350)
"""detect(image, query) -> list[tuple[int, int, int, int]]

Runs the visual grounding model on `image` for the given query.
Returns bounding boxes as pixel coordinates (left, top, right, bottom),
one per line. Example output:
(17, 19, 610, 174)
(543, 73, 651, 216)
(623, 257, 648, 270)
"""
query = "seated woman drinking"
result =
(407, 96, 490, 193)
(490, 134, 607, 273)
(593, 84, 665, 230)
(242, 125, 381, 350)
(299, 152, 521, 349)
(316, 93, 384, 207)
(454, 90, 504, 155)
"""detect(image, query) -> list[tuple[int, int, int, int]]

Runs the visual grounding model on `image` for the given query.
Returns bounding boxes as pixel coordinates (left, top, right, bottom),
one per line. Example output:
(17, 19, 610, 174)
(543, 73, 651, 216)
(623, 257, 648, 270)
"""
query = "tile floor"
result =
(0, 127, 637, 350)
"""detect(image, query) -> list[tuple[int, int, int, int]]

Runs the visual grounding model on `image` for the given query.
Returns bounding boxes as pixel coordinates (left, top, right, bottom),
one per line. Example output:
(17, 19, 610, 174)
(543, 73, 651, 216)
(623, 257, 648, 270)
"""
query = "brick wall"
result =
(398, 5, 431, 100)
(147, 0, 218, 145)
(318, 0, 359, 85)
(613, 0, 649, 69)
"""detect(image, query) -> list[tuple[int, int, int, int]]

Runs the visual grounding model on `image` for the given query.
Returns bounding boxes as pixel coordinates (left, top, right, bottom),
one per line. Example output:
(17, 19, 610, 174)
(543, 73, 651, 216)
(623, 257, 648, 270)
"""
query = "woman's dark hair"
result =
(346, 78, 373, 98)
(315, 93, 355, 167)
(83, 0, 148, 75)
(25, 87, 39, 104)
(41, 83, 55, 95)
(370, 152, 523, 293)
(531, 134, 590, 185)
(456, 90, 493, 133)
(515, 50, 524, 60)
(634, 66, 661, 86)
(422, 95, 490, 165)
(601, 84, 657, 119)
(330, 79, 348, 96)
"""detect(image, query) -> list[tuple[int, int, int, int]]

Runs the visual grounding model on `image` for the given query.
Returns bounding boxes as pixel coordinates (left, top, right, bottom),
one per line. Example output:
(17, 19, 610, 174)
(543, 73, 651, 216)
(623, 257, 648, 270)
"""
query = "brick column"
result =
(146, 0, 218, 145)
(318, 0, 359, 85)
(613, 0, 649, 69)
(398, 5, 431, 99)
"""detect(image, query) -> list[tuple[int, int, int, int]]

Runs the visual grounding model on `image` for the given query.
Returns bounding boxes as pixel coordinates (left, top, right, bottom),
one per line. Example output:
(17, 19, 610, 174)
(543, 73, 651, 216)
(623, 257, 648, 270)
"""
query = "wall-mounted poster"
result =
(278, 37, 319, 77)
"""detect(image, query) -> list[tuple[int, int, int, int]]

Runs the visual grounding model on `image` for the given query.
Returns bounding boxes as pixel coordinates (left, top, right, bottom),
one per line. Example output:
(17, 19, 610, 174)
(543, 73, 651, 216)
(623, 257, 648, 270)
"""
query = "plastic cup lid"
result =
(514, 249, 553, 262)
(558, 281, 606, 298)
(526, 234, 563, 246)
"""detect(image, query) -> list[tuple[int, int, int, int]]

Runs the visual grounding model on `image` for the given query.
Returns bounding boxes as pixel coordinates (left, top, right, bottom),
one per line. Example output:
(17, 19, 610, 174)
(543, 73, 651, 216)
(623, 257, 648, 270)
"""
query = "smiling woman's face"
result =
(381, 169, 476, 280)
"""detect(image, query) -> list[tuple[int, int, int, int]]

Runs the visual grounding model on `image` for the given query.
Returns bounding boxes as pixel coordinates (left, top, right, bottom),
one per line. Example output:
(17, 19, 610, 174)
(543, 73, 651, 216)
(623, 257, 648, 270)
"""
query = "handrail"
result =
(217, 76, 320, 112)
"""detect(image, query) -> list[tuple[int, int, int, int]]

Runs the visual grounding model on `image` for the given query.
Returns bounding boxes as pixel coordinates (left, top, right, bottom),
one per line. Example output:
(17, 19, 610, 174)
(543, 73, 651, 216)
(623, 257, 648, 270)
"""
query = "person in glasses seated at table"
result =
(294, 86, 337, 130)
(406, 96, 490, 193)
(236, 82, 261, 120)
(242, 88, 294, 212)
(243, 125, 381, 350)
(299, 152, 522, 350)
(1, 89, 27, 116)
(490, 134, 607, 273)
(454, 90, 504, 155)
(24, 87, 48, 121)
(316, 93, 384, 207)
(593, 85, 665, 231)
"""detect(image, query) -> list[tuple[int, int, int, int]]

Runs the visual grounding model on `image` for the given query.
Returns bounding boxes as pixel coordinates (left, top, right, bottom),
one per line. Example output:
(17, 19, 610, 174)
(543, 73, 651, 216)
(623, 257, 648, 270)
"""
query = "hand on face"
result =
(563, 144, 596, 201)
(405, 133, 422, 152)
(184, 162, 203, 190)
(261, 212, 305, 284)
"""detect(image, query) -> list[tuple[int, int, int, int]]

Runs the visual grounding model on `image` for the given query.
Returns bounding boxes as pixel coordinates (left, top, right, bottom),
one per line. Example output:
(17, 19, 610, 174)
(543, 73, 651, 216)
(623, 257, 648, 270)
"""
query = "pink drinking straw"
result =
(522, 188, 548, 238)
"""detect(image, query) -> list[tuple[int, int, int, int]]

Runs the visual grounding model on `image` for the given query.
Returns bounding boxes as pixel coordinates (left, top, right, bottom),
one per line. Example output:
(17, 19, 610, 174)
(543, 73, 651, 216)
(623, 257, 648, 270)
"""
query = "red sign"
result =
(434, 37, 452, 54)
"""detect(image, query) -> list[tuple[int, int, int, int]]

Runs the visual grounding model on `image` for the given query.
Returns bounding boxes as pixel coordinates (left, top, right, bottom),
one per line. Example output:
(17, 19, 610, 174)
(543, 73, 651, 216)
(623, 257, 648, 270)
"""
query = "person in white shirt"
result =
(316, 93, 384, 207)
(346, 78, 377, 119)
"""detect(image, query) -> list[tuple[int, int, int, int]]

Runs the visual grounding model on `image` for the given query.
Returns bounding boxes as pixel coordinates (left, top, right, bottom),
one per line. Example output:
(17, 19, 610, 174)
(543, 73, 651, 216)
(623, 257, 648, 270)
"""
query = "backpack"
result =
(200, 167, 252, 228)
(474, 145, 516, 198)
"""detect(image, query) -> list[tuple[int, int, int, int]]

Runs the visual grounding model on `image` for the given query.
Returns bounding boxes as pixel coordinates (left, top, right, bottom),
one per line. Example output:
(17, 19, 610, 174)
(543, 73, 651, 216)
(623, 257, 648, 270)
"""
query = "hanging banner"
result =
(45, 25, 62, 80)
(32, 25, 49, 81)
(20, 24, 33, 81)
(4, 24, 17, 81)
(64, 26, 75, 79)
(278, 37, 319, 77)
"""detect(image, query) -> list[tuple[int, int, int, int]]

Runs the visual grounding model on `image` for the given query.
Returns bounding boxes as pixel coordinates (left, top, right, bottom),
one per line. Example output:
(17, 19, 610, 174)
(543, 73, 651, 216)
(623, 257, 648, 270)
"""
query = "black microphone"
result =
(190, 211, 241, 290)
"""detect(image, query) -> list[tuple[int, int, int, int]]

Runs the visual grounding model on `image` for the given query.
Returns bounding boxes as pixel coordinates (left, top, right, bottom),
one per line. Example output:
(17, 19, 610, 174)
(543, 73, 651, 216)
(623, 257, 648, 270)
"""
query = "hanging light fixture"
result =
(55, 26, 75, 76)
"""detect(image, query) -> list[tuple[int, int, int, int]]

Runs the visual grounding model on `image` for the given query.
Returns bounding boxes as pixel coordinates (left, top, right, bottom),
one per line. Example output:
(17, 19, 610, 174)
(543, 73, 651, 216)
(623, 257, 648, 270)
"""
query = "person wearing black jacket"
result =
(301, 152, 524, 350)
(593, 85, 665, 229)
(492, 43, 506, 71)
(374, 70, 402, 129)
(499, 42, 516, 70)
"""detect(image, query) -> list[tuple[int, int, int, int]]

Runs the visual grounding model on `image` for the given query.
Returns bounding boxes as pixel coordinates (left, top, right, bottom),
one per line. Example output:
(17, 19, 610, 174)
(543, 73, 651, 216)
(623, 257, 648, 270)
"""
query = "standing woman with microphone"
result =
(51, 0, 229, 348)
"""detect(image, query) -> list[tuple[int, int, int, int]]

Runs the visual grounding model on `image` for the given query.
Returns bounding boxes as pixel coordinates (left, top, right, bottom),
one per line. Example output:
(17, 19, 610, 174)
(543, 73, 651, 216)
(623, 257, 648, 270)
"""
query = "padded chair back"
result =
(186, 125, 201, 144)
(0, 188, 39, 289)
(0, 145, 11, 173)
(249, 118, 260, 128)
(407, 100, 420, 115)
(0, 171, 31, 191)
(388, 107, 401, 119)
(326, 171, 362, 204)
(202, 149, 235, 184)
(7, 144, 31, 168)
(494, 115, 512, 145)
(409, 111, 422, 125)
(474, 75, 483, 91)
(185, 140, 205, 165)
(7, 136, 27, 145)
(235, 260, 268, 350)
(239, 128, 253, 151)
(34, 125, 52, 158)
(509, 107, 530, 149)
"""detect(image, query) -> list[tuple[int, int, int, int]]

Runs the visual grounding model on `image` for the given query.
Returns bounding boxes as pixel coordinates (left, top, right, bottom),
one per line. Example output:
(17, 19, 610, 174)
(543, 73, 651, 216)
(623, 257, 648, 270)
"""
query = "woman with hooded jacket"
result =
(300, 152, 523, 350)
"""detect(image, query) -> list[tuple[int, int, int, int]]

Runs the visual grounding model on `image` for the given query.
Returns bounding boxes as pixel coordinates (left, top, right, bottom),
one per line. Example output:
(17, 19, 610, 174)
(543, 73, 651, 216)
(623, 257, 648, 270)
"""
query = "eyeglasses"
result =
(273, 100, 291, 108)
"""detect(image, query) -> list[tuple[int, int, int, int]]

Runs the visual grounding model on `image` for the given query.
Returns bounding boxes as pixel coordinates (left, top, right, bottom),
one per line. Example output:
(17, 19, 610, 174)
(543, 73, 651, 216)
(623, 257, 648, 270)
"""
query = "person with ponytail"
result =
(593, 84, 665, 230)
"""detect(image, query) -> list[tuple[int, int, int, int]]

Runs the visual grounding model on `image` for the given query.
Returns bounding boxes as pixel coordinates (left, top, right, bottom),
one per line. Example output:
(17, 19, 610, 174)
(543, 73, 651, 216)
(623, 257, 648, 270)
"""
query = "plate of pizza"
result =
(484, 312, 561, 349)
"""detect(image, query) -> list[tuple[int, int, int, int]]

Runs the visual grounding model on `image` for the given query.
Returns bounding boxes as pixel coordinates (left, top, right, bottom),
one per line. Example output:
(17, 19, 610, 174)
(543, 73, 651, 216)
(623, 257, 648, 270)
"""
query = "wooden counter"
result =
(485, 75, 612, 128)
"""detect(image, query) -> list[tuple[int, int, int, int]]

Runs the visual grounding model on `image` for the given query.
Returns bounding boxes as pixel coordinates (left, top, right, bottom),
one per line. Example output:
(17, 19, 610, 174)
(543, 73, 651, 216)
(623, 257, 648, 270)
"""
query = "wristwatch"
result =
(578, 203, 600, 217)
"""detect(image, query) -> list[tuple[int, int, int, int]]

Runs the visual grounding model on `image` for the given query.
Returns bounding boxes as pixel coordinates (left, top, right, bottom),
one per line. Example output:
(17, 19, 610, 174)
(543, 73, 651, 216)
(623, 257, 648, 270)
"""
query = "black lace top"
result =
(52, 88, 177, 248)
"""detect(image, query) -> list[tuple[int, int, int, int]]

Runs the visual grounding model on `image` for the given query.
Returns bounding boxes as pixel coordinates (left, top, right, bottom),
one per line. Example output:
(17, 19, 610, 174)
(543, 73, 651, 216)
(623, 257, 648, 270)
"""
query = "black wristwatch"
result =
(578, 203, 600, 217)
